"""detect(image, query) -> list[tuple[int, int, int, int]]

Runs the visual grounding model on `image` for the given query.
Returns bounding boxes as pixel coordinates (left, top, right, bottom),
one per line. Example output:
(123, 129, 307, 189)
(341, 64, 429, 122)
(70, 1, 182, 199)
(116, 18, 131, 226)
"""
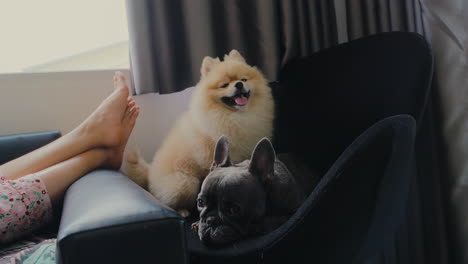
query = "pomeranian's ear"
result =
(201, 56, 220, 78)
(224, 49, 246, 63)
(211, 136, 232, 171)
(249, 138, 276, 183)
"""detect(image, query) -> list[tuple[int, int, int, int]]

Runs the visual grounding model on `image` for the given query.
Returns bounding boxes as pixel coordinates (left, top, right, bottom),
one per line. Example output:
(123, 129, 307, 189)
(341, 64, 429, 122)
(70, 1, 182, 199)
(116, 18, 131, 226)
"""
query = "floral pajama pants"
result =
(0, 168, 52, 244)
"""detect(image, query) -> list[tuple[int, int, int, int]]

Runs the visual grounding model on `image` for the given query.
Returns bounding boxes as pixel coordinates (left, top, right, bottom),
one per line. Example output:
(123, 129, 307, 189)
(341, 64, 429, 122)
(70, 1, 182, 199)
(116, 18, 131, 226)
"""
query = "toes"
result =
(134, 107, 140, 117)
(128, 99, 136, 109)
(124, 104, 140, 123)
(130, 107, 140, 125)
(131, 107, 140, 122)
(124, 97, 135, 113)
(114, 71, 126, 82)
(113, 71, 129, 92)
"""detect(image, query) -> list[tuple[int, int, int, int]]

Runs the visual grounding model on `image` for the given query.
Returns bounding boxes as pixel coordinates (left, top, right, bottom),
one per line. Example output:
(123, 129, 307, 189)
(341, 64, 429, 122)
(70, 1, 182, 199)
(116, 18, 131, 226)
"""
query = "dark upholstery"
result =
(54, 32, 435, 264)
(0, 131, 61, 164)
(274, 31, 432, 173)
(56, 170, 187, 264)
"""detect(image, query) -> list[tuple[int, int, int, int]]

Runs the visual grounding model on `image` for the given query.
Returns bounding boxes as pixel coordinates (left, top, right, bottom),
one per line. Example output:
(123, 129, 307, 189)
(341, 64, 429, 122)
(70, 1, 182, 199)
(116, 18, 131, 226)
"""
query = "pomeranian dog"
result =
(126, 50, 274, 216)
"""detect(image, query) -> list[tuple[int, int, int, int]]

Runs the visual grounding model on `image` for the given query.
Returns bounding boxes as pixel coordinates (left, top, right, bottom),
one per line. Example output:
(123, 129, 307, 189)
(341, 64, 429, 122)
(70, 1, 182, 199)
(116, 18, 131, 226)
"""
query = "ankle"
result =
(100, 147, 123, 170)
(69, 125, 99, 149)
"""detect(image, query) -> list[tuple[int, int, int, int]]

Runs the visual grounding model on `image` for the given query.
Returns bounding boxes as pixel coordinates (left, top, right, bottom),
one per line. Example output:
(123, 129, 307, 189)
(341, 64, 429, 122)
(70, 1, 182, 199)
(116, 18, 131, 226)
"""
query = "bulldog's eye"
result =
(219, 83, 229, 88)
(241, 78, 248, 82)
(225, 204, 240, 216)
(197, 198, 205, 208)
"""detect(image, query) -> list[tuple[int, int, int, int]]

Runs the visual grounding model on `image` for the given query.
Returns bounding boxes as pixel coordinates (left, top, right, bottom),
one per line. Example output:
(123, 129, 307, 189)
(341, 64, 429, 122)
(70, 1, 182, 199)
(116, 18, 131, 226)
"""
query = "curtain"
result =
(126, 0, 337, 94)
(420, 1, 468, 263)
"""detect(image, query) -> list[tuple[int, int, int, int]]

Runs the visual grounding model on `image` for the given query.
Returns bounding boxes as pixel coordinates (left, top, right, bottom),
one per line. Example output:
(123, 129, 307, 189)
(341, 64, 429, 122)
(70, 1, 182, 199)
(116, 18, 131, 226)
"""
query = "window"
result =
(0, 0, 129, 73)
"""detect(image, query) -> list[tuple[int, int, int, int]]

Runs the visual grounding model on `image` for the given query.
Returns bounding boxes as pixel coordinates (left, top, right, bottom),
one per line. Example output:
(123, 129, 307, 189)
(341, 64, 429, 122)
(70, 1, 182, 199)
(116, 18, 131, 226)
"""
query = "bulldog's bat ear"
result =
(211, 136, 232, 171)
(249, 138, 276, 183)
(201, 56, 220, 78)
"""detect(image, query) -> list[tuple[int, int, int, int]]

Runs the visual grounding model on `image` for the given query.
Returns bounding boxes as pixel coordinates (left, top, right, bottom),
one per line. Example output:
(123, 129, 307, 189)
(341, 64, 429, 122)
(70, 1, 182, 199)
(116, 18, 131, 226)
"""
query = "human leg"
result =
(0, 72, 138, 180)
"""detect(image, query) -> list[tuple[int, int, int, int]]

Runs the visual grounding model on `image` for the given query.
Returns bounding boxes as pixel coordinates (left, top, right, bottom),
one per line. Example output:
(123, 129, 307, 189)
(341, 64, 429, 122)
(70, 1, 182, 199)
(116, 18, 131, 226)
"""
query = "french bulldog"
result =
(192, 136, 306, 246)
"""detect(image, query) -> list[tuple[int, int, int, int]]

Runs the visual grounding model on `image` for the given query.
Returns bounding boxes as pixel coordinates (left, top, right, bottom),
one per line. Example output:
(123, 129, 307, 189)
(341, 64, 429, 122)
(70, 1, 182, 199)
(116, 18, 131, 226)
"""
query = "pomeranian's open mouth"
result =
(221, 91, 250, 108)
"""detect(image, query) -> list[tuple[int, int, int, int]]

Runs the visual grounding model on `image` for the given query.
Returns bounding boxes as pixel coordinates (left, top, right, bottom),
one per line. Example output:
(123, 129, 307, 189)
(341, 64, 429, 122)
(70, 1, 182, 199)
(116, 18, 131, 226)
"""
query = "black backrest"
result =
(273, 32, 433, 174)
(267, 115, 416, 263)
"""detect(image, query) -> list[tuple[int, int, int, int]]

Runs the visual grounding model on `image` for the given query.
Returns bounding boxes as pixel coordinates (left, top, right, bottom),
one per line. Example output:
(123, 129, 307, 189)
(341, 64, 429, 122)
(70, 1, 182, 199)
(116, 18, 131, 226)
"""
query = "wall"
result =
(0, 69, 193, 162)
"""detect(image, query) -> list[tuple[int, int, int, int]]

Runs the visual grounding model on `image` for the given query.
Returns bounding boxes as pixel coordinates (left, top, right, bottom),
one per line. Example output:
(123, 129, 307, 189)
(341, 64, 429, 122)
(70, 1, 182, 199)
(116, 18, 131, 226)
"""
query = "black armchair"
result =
(54, 32, 437, 264)
(187, 115, 416, 264)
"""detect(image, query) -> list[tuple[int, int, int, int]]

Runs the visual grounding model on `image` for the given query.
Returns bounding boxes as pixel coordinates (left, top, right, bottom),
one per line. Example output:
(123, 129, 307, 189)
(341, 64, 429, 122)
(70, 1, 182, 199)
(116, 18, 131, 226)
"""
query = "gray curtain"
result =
(126, 0, 337, 95)
(420, 0, 468, 263)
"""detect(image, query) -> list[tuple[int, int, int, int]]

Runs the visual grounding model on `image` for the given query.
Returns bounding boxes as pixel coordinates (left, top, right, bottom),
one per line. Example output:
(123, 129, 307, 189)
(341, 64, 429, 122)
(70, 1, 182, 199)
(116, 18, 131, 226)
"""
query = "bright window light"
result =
(0, 0, 129, 73)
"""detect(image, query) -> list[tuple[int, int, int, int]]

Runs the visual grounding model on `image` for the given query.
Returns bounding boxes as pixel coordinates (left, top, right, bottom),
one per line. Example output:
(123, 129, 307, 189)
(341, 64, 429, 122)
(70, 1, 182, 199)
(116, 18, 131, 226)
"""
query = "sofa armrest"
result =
(57, 170, 187, 264)
(0, 131, 61, 164)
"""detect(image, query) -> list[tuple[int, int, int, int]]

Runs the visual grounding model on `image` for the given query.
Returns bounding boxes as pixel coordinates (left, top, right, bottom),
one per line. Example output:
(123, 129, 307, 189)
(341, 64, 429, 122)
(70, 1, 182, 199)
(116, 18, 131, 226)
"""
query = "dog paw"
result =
(177, 209, 190, 217)
(126, 147, 140, 164)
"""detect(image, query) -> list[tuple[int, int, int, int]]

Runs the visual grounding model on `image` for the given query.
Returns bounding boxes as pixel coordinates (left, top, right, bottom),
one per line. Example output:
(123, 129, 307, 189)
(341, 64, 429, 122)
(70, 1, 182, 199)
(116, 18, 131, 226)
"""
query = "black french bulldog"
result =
(193, 136, 306, 246)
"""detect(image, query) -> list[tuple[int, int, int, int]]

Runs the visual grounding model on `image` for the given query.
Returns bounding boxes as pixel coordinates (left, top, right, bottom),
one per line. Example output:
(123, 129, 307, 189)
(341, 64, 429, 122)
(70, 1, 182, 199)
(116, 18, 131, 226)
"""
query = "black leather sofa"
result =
(1, 32, 443, 264)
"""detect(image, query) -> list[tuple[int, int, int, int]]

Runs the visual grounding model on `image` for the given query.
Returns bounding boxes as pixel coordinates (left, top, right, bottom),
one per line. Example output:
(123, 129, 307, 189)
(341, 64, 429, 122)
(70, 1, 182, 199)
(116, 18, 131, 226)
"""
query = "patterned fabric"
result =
(11, 239, 56, 264)
(0, 169, 53, 245)
(0, 236, 56, 264)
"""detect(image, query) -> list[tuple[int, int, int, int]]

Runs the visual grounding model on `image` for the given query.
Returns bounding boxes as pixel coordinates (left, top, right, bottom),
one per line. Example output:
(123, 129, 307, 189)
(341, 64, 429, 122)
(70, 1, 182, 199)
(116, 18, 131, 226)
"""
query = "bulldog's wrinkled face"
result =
(196, 163, 266, 245)
(196, 136, 276, 246)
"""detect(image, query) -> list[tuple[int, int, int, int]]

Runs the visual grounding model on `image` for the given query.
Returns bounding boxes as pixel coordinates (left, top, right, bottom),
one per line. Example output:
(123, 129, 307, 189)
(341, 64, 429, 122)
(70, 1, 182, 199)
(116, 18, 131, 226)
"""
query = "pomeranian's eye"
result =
(219, 83, 229, 88)
(197, 198, 205, 208)
(241, 78, 248, 82)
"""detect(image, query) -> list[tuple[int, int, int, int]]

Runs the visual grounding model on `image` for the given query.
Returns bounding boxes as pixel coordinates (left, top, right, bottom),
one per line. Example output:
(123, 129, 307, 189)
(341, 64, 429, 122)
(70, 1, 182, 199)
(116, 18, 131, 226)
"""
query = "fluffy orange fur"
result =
(126, 50, 274, 216)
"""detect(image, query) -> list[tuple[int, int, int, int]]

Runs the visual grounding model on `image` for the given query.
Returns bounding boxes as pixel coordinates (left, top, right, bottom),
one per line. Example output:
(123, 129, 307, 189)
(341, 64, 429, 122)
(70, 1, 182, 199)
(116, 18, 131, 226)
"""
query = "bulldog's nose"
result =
(234, 82, 243, 90)
(201, 234, 212, 244)
(206, 216, 220, 226)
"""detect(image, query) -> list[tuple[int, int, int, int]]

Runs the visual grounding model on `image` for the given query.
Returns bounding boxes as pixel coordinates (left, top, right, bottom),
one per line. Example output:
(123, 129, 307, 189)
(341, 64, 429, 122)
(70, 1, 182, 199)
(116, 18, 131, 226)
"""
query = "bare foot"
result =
(105, 98, 140, 169)
(76, 71, 134, 148)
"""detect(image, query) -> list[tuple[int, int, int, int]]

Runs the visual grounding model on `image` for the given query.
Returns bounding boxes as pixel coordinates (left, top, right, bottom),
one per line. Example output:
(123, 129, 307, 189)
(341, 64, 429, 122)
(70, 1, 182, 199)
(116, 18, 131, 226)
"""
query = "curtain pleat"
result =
(377, 0, 391, 32)
(406, 0, 416, 32)
(363, 0, 377, 35)
(345, 0, 364, 39)
(388, 1, 404, 31)
(319, 0, 336, 49)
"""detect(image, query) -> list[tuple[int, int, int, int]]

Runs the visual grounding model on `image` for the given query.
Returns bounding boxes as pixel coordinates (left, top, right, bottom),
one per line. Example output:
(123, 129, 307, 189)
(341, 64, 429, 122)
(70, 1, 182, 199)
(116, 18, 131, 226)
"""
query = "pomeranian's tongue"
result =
(234, 95, 248, 106)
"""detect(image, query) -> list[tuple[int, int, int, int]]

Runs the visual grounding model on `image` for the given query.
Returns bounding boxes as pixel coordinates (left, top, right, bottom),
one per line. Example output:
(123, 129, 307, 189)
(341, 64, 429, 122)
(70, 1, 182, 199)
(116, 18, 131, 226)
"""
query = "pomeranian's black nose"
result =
(235, 82, 243, 90)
